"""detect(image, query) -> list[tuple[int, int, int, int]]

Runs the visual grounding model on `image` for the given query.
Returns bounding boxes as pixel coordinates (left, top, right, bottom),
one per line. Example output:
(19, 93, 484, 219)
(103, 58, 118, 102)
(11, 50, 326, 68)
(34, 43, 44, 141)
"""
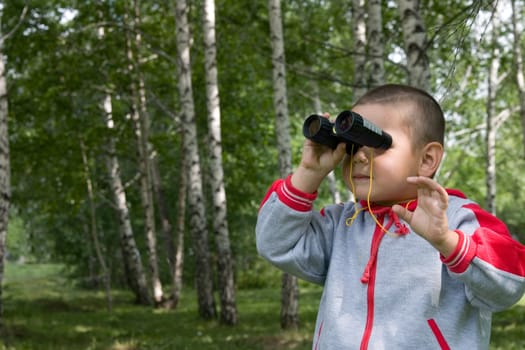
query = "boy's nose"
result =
(353, 147, 370, 164)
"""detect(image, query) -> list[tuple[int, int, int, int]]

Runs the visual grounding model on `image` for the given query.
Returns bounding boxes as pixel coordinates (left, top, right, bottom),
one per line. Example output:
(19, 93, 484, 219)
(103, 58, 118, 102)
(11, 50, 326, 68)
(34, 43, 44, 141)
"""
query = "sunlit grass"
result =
(0, 263, 523, 349)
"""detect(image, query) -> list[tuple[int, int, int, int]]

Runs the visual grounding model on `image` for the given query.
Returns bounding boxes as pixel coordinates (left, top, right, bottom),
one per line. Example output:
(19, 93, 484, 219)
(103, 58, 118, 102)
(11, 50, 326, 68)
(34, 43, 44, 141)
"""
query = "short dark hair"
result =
(353, 84, 445, 148)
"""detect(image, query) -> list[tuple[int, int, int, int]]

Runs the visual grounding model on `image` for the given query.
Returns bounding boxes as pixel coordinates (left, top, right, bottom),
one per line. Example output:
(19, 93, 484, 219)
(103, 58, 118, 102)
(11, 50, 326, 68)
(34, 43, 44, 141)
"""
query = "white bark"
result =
(125, 1, 163, 305)
(367, 0, 385, 87)
(103, 93, 151, 305)
(511, 0, 525, 158)
(352, 0, 367, 100)
(268, 0, 299, 330)
(172, 147, 186, 308)
(486, 52, 498, 215)
(0, 21, 11, 322)
(486, 5, 504, 215)
(203, 0, 237, 325)
(174, 0, 216, 319)
(396, 0, 430, 90)
(269, 0, 292, 178)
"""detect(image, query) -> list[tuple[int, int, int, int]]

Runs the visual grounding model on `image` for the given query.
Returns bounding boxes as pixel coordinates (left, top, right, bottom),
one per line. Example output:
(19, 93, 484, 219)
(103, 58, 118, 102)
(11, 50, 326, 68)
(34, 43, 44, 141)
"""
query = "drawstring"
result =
(358, 207, 410, 284)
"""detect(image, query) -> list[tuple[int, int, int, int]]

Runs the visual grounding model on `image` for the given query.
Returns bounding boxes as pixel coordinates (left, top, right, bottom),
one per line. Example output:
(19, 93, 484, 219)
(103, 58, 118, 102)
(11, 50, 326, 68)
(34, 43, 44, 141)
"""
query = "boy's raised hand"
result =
(291, 134, 346, 194)
(392, 176, 459, 257)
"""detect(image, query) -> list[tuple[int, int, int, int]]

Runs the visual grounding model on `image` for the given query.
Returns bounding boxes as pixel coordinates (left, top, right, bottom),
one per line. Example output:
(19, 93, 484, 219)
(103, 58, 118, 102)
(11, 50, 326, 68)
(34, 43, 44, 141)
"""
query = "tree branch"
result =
(1, 4, 28, 43)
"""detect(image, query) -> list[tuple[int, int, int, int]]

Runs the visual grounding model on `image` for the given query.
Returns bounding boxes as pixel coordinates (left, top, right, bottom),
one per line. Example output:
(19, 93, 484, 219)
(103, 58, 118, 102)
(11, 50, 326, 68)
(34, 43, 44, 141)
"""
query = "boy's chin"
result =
(354, 193, 399, 206)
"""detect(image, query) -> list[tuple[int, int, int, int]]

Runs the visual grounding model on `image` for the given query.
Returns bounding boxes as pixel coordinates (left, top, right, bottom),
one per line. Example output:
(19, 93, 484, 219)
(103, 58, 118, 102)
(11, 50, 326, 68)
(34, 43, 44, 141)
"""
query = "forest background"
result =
(1, 0, 525, 348)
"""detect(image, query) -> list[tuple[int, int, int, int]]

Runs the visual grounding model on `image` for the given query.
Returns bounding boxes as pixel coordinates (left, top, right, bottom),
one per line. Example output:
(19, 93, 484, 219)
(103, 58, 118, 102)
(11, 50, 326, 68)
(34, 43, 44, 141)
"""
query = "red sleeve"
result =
(441, 203, 525, 277)
(258, 175, 317, 212)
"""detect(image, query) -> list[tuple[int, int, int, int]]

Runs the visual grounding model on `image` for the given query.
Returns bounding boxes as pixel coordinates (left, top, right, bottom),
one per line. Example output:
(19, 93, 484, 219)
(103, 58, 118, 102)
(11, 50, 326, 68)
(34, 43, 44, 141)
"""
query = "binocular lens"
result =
(302, 115, 339, 149)
(307, 118, 321, 137)
(337, 113, 353, 132)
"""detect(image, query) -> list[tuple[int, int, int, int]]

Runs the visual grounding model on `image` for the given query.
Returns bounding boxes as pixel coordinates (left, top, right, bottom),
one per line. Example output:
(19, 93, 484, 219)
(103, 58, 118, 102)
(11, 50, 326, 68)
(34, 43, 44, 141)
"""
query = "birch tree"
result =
(485, 4, 510, 215)
(486, 39, 499, 215)
(396, 0, 431, 90)
(202, 0, 237, 325)
(172, 147, 186, 308)
(511, 0, 525, 158)
(102, 92, 151, 305)
(174, 0, 216, 319)
(367, 0, 385, 87)
(125, 0, 163, 305)
(0, 1, 15, 322)
(268, 0, 299, 330)
(352, 0, 367, 99)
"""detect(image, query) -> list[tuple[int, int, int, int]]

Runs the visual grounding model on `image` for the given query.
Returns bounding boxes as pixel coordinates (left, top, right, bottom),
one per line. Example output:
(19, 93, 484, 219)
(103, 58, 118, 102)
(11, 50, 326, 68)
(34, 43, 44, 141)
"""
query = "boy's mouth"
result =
(352, 174, 370, 181)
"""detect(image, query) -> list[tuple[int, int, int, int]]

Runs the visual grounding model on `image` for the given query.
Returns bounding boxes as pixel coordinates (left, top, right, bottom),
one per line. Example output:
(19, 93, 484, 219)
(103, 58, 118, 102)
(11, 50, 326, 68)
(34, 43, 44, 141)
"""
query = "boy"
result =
(256, 84, 525, 349)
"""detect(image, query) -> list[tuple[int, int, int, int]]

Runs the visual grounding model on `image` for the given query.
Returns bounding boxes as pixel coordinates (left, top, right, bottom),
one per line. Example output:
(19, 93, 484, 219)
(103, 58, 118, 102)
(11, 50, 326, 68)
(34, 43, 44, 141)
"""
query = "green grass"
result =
(0, 263, 524, 349)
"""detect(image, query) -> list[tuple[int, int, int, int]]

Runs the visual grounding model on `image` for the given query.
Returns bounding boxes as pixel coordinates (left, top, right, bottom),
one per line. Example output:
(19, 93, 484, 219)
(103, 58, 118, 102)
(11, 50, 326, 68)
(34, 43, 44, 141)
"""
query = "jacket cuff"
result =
(441, 230, 476, 273)
(274, 174, 317, 212)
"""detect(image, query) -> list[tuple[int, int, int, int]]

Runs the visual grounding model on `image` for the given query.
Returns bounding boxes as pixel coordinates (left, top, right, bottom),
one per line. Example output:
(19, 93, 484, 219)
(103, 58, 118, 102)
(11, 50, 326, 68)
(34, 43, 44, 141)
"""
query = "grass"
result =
(0, 263, 524, 349)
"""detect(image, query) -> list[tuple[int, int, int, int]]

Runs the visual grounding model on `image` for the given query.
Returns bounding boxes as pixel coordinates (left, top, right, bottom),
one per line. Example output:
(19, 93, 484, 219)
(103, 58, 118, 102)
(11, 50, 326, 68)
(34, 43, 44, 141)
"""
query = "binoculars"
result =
(302, 110, 392, 154)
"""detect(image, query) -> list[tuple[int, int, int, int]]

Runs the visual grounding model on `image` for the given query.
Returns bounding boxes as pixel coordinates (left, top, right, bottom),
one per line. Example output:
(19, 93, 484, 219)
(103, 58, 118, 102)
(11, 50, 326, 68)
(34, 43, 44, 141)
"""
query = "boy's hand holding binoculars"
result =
(291, 111, 392, 194)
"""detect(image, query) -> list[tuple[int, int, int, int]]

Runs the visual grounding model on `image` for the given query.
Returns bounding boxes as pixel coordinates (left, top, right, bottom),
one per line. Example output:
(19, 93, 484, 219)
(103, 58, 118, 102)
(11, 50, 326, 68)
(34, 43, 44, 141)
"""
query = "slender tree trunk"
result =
(396, 0, 430, 90)
(0, 21, 11, 325)
(80, 139, 112, 312)
(203, 0, 237, 325)
(268, 0, 299, 330)
(352, 0, 367, 99)
(367, 0, 385, 87)
(125, 0, 163, 305)
(511, 0, 525, 158)
(486, 6, 502, 215)
(102, 92, 151, 305)
(174, 0, 216, 319)
(150, 155, 177, 286)
(486, 55, 497, 215)
(172, 148, 186, 308)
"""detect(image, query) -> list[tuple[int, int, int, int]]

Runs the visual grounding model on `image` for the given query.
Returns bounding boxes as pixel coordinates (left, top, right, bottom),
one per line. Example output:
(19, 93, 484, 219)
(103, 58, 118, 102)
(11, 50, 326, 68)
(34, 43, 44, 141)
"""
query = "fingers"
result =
(407, 176, 448, 209)
(392, 204, 412, 223)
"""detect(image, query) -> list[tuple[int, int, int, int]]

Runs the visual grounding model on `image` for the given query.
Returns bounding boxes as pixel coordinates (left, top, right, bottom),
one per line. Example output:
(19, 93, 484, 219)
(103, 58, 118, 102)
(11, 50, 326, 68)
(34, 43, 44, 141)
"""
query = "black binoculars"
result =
(302, 110, 392, 154)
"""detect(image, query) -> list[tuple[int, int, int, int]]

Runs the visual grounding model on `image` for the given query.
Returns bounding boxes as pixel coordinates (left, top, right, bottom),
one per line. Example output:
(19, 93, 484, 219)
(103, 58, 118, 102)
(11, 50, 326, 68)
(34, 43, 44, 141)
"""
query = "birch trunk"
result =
(367, 0, 385, 87)
(150, 154, 177, 292)
(396, 0, 430, 90)
(268, 0, 299, 330)
(203, 0, 237, 325)
(174, 0, 216, 319)
(486, 53, 498, 215)
(486, 7, 502, 215)
(103, 93, 151, 305)
(125, 0, 163, 305)
(0, 20, 11, 323)
(352, 0, 367, 100)
(511, 0, 525, 158)
(80, 140, 112, 312)
(172, 148, 186, 308)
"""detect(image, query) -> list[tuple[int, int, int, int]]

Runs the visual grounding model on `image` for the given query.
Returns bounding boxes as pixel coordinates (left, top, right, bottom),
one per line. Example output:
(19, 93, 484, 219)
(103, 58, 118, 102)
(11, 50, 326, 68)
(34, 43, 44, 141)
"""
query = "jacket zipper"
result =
(360, 222, 386, 350)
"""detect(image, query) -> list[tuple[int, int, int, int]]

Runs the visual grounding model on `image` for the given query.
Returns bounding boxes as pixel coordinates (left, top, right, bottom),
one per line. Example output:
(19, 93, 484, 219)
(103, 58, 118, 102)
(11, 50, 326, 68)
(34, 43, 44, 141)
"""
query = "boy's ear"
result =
(418, 142, 443, 177)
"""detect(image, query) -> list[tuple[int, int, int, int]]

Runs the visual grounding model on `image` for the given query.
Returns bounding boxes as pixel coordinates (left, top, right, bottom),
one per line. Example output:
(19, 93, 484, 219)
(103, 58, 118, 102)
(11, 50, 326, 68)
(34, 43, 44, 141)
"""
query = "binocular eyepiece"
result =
(302, 110, 392, 154)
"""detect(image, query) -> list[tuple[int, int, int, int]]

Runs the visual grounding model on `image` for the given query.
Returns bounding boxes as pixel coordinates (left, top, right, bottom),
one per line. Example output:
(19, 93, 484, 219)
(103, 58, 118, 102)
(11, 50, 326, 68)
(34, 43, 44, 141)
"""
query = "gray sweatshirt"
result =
(256, 175, 525, 350)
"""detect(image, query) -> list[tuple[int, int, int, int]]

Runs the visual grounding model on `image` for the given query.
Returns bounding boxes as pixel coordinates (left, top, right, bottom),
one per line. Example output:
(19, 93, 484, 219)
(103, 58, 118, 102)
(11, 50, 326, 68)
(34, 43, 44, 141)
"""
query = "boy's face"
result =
(341, 103, 422, 205)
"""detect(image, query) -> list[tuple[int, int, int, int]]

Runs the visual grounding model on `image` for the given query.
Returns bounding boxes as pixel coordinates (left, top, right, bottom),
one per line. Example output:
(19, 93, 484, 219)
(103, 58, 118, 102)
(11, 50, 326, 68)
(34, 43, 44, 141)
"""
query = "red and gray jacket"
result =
(256, 175, 525, 350)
